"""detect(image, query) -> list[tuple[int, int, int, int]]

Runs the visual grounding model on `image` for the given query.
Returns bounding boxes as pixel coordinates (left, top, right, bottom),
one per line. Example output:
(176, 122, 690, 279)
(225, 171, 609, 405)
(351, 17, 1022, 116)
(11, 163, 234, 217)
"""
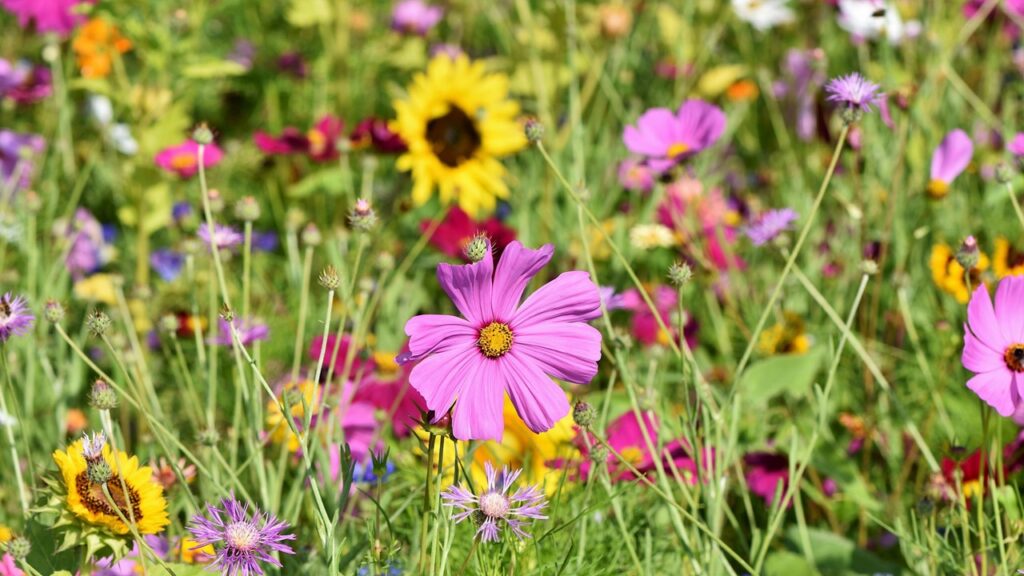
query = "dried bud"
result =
(667, 261, 693, 286)
(85, 310, 112, 336)
(572, 401, 597, 429)
(301, 223, 322, 246)
(348, 198, 377, 232)
(319, 266, 341, 290)
(89, 381, 118, 411)
(524, 118, 544, 143)
(5, 536, 30, 560)
(192, 123, 214, 145)
(956, 235, 980, 271)
(234, 196, 261, 222)
(463, 233, 490, 263)
(44, 299, 65, 323)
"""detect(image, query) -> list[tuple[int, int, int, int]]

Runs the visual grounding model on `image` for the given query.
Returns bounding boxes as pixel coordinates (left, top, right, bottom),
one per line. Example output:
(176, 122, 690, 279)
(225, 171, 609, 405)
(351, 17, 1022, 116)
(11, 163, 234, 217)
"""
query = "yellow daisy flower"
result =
(929, 243, 989, 304)
(758, 312, 811, 356)
(392, 55, 527, 215)
(52, 440, 169, 535)
(993, 236, 1024, 279)
(265, 379, 320, 453)
(0, 524, 11, 543)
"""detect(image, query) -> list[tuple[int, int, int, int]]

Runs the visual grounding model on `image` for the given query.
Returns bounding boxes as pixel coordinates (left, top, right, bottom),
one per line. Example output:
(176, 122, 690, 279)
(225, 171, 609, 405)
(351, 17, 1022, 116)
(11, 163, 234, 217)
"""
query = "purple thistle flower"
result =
(187, 496, 296, 576)
(824, 73, 882, 113)
(0, 293, 33, 342)
(198, 224, 243, 250)
(441, 462, 547, 543)
(745, 208, 798, 246)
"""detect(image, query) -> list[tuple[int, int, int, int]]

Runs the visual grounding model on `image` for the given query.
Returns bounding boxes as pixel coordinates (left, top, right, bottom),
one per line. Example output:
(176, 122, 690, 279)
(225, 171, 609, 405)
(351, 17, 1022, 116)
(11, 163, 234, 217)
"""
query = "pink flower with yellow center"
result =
(155, 140, 223, 178)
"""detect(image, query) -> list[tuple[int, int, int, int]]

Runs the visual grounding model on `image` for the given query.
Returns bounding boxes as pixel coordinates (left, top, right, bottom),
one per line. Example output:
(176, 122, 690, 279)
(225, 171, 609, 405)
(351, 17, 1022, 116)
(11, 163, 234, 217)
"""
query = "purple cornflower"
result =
(391, 0, 444, 35)
(198, 224, 243, 250)
(150, 249, 184, 282)
(441, 462, 548, 542)
(824, 73, 882, 113)
(745, 208, 798, 246)
(0, 129, 44, 191)
(188, 496, 296, 576)
(213, 317, 269, 347)
(0, 293, 33, 341)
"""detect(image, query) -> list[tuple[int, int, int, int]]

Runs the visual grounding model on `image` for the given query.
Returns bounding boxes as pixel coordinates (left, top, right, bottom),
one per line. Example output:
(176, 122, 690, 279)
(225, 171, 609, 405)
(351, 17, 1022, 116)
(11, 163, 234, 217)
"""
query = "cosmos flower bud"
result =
(89, 380, 119, 411)
(348, 198, 377, 232)
(44, 299, 65, 323)
(667, 261, 693, 286)
(572, 401, 597, 429)
(301, 223, 322, 246)
(192, 123, 215, 145)
(425, 409, 452, 436)
(5, 536, 30, 560)
(85, 310, 112, 336)
(463, 233, 490, 263)
(319, 266, 341, 290)
(524, 118, 544, 143)
(234, 196, 261, 222)
(956, 236, 979, 271)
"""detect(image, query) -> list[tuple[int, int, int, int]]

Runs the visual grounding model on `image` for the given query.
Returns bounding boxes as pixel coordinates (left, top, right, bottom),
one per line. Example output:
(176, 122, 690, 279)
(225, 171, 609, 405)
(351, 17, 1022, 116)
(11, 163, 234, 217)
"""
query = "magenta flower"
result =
(824, 72, 882, 112)
(0, 293, 34, 342)
(577, 411, 707, 484)
(0, 59, 51, 103)
(155, 140, 223, 178)
(391, 0, 444, 35)
(1009, 133, 1024, 158)
(962, 276, 1024, 417)
(397, 241, 602, 440)
(927, 129, 973, 197)
(623, 100, 726, 172)
(1, 0, 94, 37)
(253, 115, 343, 162)
(744, 452, 790, 505)
(441, 462, 547, 542)
(187, 496, 295, 576)
(0, 553, 22, 576)
(621, 286, 698, 349)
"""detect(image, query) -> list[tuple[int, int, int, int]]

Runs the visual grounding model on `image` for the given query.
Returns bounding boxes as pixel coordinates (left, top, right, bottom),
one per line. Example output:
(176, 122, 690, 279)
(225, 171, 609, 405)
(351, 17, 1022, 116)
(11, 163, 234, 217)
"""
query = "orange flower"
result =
(72, 18, 132, 79)
(726, 79, 759, 102)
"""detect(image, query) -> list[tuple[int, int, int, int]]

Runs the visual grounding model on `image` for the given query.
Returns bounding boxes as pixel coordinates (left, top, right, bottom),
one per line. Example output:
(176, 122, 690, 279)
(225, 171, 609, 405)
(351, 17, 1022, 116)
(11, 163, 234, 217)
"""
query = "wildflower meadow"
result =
(2, 0, 1024, 574)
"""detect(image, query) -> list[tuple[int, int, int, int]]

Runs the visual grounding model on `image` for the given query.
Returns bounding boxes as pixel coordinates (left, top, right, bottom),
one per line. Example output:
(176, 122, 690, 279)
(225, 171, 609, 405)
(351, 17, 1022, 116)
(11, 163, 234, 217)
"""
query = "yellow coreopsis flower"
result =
(930, 243, 989, 304)
(993, 237, 1024, 279)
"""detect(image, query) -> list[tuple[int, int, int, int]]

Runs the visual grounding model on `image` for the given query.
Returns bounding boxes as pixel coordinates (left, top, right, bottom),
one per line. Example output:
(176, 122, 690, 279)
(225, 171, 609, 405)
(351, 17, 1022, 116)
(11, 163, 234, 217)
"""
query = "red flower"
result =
(254, 115, 343, 162)
(421, 206, 516, 262)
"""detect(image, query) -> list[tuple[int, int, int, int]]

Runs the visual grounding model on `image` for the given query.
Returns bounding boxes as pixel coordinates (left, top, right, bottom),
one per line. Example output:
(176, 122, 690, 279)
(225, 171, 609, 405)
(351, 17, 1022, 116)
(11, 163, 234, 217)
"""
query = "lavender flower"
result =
(391, 0, 443, 35)
(441, 462, 547, 542)
(188, 496, 296, 576)
(198, 224, 243, 250)
(745, 208, 798, 246)
(0, 129, 44, 191)
(212, 317, 269, 347)
(0, 293, 34, 341)
(150, 249, 184, 282)
(825, 73, 882, 113)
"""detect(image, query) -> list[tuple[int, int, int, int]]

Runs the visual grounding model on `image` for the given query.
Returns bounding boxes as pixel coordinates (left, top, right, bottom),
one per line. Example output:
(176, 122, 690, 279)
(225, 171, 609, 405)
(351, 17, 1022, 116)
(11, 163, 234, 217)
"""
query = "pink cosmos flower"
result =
(576, 411, 708, 483)
(391, 0, 444, 35)
(744, 452, 790, 505)
(253, 115, 343, 162)
(617, 158, 654, 193)
(928, 129, 973, 197)
(1, 0, 94, 37)
(962, 276, 1024, 417)
(620, 286, 698, 349)
(623, 100, 726, 173)
(155, 140, 223, 178)
(397, 241, 602, 440)
(0, 553, 22, 576)
(1008, 133, 1024, 158)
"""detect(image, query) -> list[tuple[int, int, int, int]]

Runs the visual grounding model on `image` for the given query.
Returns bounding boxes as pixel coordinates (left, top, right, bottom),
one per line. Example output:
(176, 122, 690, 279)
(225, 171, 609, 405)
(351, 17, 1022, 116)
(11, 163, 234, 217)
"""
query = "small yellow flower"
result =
(930, 243, 990, 304)
(73, 273, 118, 305)
(265, 380, 320, 453)
(179, 537, 215, 564)
(758, 312, 811, 355)
(0, 524, 11, 543)
(52, 440, 169, 535)
(993, 237, 1024, 279)
(629, 224, 678, 250)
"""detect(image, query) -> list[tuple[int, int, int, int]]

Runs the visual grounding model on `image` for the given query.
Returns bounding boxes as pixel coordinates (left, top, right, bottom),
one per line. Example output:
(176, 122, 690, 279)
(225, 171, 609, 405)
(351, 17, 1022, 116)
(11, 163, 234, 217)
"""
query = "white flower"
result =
(0, 410, 15, 428)
(86, 94, 114, 125)
(109, 123, 138, 156)
(630, 224, 678, 250)
(731, 0, 794, 31)
(837, 0, 917, 44)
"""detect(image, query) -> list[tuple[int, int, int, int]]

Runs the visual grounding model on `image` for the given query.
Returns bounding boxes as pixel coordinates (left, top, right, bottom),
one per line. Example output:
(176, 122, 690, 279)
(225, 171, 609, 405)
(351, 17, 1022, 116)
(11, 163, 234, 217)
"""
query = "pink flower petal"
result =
(452, 358, 505, 440)
(962, 328, 1006, 374)
(929, 129, 973, 184)
(512, 322, 602, 383)
(500, 351, 571, 434)
(968, 283, 1006, 350)
(408, 342, 479, 418)
(436, 250, 494, 325)
(675, 100, 726, 152)
(623, 108, 676, 156)
(490, 241, 553, 320)
(404, 314, 477, 362)
(995, 276, 1024, 344)
(967, 369, 1017, 417)
(511, 271, 601, 329)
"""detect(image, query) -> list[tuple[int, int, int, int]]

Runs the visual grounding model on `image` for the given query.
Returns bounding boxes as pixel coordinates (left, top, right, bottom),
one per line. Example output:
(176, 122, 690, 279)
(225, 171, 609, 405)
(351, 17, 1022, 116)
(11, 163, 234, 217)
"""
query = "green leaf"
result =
(181, 59, 248, 79)
(738, 348, 826, 404)
(157, 563, 210, 576)
(287, 167, 347, 198)
(785, 527, 902, 575)
(286, 0, 332, 27)
(138, 102, 191, 159)
(24, 519, 79, 574)
(117, 183, 172, 234)
(764, 551, 818, 576)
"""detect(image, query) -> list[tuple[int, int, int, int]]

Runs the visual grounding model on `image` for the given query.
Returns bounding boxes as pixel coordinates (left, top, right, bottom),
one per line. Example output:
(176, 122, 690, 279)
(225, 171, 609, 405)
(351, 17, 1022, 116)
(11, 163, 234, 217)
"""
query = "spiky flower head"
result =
(187, 496, 296, 576)
(825, 73, 882, 122)
(667, 261, 694, 286)
(0, 293, 34, 341)
(198, 428, 221, 447)
(572, 401, 597, 429)
(85, 310, 112, 337)
(349, 198, 377, 232)
(441, 462, 547, 542)
(463, 233, 490, 263)
(524, 118, 544, 143)
(89, 380, 119, 411)
(318, 266, 341, 290)
(957, 236, 980, 271)
(5, 535, 29, 560)
(43, 299, 65, 323)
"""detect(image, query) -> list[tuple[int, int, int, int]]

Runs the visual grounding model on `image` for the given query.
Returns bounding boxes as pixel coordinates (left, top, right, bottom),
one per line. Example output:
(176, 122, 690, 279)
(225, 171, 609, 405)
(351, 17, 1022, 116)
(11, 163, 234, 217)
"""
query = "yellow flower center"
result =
(926, 179, 949, 198)
(426, 105, 481, 167)
(170, 153, 197, 171)
(962, 479, 983, 500)
(307, 128, 327, 156)
(667, 142, 690, 158)
(477, 322, 513, 358)
(620, 446, 644, 465)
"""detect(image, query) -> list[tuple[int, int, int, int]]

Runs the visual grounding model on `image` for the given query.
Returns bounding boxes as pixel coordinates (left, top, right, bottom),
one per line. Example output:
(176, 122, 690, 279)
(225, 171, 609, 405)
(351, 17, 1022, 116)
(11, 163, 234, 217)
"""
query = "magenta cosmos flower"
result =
(441, 462, 547, 542)
(1008, 133, 1024, 158)
(187, 496, 295, 576)
(962, 276, 1024, 417)
(622, 100, 726, 173)
(155, 140, 223, 178)
(253, 115, 343, 162)
(927, 129, 973, 198)
(1, 0, 94, 37)
(397, 241, 602, 440)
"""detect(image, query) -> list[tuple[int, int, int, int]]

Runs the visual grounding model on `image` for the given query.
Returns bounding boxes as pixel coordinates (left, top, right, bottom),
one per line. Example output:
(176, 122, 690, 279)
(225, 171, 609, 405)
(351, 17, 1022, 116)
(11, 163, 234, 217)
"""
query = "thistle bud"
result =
(463, 233, 490, 263)
(207, 189, 225, 213)
(192, 123, 214, 145)
(667, 261, 693, 286)
(524, 118, 544, 143)
(956, 235, 979, 271)
(301, 223, 322, 246)
(348, 198, 377, 232)
(841, 106, 863, 126)
(319, 266, 341, 290)
(197, 428, 220, 446)
(589, 444, 609, 466)
(44, 299, 65, 323)
(572, 401, 597, 429)
(996, 162, 1015, 184)
(87, 458, 113, 485)
(85, 310, 112, 337)
(234, 196, 261, 222)
(5, 536, 30, 560)
(89, 381, 118, 411)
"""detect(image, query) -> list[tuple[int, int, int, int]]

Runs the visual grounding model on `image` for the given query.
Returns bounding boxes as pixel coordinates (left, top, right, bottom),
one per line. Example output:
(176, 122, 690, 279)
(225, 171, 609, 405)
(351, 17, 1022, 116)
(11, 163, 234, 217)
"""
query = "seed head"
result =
(192, 123, 215, 145)
(198, 428, 221, 447)
(89, 380, 119, 411)
(463, 233, 490, 263)
(667, 261, 693, 286)
(572, 400, 597, 429)
(85, 310, 111, 337)
(44, 299, 65, 323)
(318, 266, 341, 290)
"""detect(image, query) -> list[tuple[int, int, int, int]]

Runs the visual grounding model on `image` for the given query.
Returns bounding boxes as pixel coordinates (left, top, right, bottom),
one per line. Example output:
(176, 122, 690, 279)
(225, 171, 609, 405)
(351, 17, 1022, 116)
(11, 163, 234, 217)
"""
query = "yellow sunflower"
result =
(929, 243, 990, 303)
(52, 440, 169, 535)
(392, 55, 527, 215)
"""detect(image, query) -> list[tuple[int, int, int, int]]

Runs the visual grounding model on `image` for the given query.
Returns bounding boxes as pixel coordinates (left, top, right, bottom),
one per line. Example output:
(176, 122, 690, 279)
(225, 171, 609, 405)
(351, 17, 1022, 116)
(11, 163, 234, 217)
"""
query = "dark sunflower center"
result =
(1009, 246, 1024, 268)
(75, 471, 143, 521)
(1005, 344, 1024, 373)
(425, 105, 481, 168)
